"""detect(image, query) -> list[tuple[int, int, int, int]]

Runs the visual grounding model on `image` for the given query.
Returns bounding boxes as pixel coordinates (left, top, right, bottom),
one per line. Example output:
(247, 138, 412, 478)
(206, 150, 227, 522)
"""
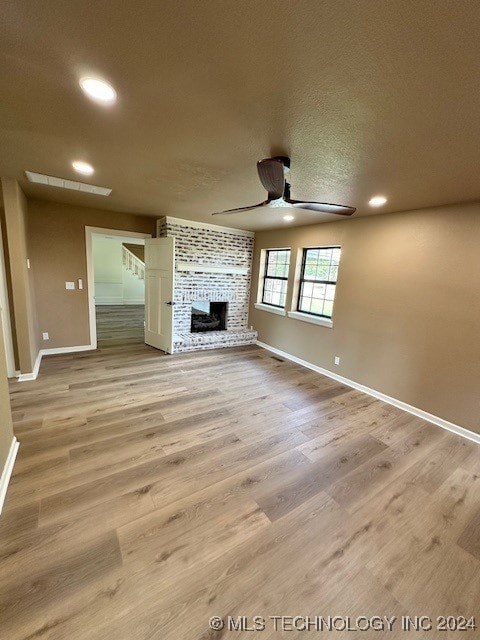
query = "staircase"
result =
(122, 244, 145, 280)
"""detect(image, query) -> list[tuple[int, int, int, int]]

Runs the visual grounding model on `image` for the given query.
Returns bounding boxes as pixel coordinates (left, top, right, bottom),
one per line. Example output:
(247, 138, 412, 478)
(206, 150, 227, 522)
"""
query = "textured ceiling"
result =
(1, 1, 480, 230)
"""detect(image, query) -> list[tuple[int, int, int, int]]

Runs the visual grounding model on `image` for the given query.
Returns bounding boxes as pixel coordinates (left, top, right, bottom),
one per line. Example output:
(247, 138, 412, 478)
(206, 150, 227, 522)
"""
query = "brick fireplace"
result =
(191, 301, 228, 332)
(156, 217, 257, 353)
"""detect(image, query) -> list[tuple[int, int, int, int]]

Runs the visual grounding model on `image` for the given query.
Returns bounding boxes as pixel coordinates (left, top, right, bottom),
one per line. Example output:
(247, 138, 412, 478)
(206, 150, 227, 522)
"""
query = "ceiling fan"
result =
(212, 156, 356, 217)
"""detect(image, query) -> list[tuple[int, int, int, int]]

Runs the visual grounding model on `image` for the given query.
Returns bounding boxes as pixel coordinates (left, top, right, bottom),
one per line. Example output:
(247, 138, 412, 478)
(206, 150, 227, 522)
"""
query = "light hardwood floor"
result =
(2, 341, 480, 639)
(96, 305, 145, 347)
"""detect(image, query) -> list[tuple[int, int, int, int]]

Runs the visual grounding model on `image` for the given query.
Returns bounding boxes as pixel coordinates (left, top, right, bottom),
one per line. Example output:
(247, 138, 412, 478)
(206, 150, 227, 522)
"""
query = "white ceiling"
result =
(1, 1, 480, 230)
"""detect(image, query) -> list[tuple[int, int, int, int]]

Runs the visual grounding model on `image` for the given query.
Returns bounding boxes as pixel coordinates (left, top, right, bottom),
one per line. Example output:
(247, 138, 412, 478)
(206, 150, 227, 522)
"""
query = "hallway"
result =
(95, 305, 144, 347)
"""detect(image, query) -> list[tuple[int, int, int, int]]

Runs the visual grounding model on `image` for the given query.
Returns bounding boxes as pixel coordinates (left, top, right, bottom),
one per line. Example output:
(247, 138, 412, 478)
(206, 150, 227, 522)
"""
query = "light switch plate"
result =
(66, 281, 75, 290)
(42, 332, 49, 340)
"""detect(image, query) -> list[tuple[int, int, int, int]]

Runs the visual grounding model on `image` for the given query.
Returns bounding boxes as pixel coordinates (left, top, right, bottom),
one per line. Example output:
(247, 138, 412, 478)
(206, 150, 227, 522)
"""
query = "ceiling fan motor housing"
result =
(256, 157, 289, 199)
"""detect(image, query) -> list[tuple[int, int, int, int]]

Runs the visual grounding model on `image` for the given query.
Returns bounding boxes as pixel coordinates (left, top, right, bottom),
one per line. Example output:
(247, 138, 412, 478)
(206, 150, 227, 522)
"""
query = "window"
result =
(297, 247, 341, 318)
(261, 249, 291, 308)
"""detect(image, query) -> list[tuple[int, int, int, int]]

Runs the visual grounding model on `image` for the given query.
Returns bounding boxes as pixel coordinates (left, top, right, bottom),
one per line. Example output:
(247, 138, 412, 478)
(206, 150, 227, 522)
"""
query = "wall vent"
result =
(25, 171, 112, 196)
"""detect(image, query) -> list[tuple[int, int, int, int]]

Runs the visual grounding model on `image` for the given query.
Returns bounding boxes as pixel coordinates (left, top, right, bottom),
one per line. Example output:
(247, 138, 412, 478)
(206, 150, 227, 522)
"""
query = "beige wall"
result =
(0, 310, 14, 472)
(2, 179, 39, 373)
(27, 200, 156, 349)
(250, 203, 480, 433)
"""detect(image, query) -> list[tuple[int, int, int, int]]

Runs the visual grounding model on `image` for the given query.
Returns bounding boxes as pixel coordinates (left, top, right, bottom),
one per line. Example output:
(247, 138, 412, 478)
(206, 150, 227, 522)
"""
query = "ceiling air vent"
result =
(25, 171, 112, 196)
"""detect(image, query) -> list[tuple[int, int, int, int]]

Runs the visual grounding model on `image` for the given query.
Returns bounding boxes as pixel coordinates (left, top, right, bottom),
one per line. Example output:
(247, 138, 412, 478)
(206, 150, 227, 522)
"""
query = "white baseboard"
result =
(17, 344, 95, 382)
(40, 344, 95, 356)
(17, 349, 42, 381)
(0, 437, 19, 515)
(123, 299, 144, 305)
(256, 340, 480, 446)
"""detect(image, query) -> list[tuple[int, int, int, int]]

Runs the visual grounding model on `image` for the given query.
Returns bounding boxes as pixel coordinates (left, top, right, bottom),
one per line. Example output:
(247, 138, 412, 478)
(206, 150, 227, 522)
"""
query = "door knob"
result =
(165, 301, 175, 306)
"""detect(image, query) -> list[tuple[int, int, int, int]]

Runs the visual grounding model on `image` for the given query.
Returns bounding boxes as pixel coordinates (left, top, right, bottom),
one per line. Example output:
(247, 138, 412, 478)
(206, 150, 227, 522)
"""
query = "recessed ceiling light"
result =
(283, 215, 294, 221)
(79, 77, 117, 104)
(369, 195, 387, 207)
(72, 160, 94, 176)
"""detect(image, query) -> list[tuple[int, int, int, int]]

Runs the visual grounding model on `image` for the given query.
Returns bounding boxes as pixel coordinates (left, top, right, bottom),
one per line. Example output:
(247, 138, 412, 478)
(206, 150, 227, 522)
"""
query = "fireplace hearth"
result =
(191, 301, 228, 333)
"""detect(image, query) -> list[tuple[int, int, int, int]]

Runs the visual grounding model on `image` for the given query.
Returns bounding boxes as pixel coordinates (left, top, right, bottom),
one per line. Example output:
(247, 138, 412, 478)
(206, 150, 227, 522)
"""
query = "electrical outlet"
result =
(65, 281, 75, 290)
(334, 356, 340, 365)
(42, 332, 49, 341)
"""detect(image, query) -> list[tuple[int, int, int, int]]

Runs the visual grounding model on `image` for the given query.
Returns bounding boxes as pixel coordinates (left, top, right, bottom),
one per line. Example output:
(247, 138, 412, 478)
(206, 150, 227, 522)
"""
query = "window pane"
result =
(325, 284, 336, 300)
(271, 290, 281, 306)
(310, 299, 325, 315)
(304, 263, 317, 278)
(305, 249, 319, 263)
(299, 296, 311, 313)
(316, 263, 330, 280)
(319, 249, 332, 262)
(297, 247, 340, 318)
(266, 250, 290, 278)
(303, 247, 340, 282)
(266, 261, 276, 276)
(267, 262, 288, 277)
(302, 281, 313, 297)
(279, 263, 289, 277)
(262, 249, 290, 307)
(272, 279, 283, 292)
(328, 265, 338, 281)
(323, 300, 334, 317)
(312, 283, 326, 299)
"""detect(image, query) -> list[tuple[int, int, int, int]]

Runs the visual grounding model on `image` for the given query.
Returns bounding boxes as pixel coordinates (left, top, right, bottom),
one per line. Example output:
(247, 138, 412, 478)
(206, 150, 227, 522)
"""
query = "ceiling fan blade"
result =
(257, 158, 286, 199)
(212, 201, 268, 215)
(286, 199, 356, 216)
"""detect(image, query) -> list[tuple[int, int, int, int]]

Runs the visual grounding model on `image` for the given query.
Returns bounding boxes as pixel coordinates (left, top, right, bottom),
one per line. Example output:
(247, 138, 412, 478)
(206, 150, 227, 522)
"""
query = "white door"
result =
(144, 237, 175, 353)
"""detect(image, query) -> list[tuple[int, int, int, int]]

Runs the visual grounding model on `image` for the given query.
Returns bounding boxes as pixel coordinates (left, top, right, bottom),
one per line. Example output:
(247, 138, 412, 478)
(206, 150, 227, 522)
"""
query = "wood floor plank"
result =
(327, 421, 446, 512)
(2, 308, 479, 639)
(457, 505, 480, 560)
(39, 432, 243, 524)
(0, 531, 122, 637)
(1, 487, 154, 579)
(255, 433, 388, 521)
(119, 448, 311, 566)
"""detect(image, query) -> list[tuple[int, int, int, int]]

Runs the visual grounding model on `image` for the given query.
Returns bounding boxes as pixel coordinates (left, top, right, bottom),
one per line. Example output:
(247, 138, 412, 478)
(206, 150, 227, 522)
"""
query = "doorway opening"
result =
(86, 228, 151, 348)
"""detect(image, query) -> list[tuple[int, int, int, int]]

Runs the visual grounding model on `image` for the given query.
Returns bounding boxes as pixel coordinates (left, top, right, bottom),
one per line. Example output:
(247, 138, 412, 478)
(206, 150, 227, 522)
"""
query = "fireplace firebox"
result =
(191, 301, 228, 333)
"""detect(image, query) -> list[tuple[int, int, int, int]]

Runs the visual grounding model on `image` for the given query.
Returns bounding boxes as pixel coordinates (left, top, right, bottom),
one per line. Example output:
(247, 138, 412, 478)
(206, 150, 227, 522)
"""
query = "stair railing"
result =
(122, 245, 145, 280)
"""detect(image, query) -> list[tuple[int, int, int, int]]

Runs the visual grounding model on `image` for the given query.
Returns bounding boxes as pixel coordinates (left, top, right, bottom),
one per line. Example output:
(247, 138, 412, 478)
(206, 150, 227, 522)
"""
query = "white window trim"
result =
(288, 244, 341, 329)
(257, 247, 291, 310)
(254, 302, 286, 316)
(287, 310, 333, 328)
